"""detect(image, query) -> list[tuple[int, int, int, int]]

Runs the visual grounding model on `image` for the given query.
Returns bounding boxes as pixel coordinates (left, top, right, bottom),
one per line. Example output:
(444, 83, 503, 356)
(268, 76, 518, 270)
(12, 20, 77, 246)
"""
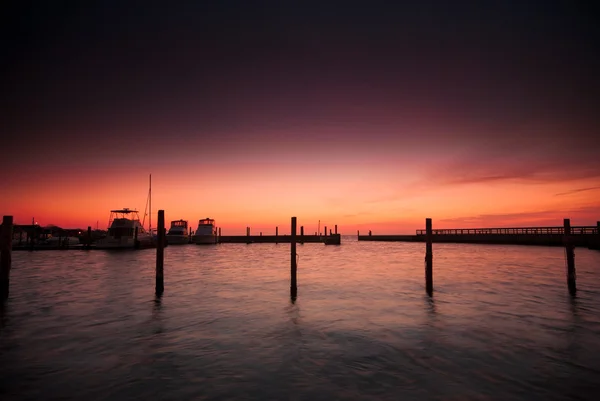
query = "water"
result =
(2, 238, 600, 400)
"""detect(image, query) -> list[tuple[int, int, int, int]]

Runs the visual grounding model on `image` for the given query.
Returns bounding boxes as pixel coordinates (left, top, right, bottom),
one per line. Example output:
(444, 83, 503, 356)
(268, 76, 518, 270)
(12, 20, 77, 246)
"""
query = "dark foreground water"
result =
(1, 238, 600, 400)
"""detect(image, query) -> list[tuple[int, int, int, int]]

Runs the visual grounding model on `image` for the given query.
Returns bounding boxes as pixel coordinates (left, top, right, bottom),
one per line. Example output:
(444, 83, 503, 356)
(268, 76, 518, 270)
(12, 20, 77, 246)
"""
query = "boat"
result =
(193, 218, 217, 244)
(37, 233, 81, 248)
(95, 208, 153, 249)
(166, 219, 190, 244)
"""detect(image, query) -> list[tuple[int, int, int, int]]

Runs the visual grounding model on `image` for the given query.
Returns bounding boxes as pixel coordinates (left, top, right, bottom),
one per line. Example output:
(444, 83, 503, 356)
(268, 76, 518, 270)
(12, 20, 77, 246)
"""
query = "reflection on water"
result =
(1, 239, 600, 400)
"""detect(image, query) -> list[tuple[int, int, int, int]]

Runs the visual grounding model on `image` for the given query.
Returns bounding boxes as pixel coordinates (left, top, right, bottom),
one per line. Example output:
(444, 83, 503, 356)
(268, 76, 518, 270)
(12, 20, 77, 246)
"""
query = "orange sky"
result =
(2, 163, 598, 234)
(3, 2, 599, 234)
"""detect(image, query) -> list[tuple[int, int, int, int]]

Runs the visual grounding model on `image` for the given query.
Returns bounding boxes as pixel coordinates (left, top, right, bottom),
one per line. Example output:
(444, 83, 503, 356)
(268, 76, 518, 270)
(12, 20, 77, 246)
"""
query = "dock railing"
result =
(415, 226, 598, 236)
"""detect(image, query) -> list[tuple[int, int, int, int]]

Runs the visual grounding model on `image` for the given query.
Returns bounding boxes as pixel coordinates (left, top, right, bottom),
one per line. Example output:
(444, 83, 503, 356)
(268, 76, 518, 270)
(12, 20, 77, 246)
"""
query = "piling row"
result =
(1, 213, 589, 302)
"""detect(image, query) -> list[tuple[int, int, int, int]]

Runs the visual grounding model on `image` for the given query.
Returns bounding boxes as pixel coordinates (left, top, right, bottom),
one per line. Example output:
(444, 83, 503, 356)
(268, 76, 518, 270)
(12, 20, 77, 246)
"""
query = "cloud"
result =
(555, 186, 600, 197)
(439, 205, 600, 227)
(421, 158, 600, 187)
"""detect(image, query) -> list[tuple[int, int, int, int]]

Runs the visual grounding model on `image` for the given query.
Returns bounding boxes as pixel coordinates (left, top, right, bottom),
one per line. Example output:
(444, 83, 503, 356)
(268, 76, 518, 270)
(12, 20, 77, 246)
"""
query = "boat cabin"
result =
(107, 208, 146, 238)
(168, 219, 188, 235)
(170, 220, 188, 229)
(198, 218, 215, 226)
(195, 218, 216, 237)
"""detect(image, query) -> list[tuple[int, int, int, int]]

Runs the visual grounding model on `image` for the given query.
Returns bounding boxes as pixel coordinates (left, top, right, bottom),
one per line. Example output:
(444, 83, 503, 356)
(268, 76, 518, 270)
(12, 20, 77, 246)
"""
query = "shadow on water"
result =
(151, 296, 164, 335)
(0, 300, 7, 329)
(424, 294, 437, 317)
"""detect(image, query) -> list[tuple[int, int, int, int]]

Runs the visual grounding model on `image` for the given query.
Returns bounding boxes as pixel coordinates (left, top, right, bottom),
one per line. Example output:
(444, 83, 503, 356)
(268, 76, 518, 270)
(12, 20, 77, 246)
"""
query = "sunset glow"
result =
(3, 2, 599, 234)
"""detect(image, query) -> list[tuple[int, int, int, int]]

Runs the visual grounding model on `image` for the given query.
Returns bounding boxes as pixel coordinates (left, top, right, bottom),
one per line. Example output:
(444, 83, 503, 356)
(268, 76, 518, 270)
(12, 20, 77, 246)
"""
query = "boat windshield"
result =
(172, 220, 187, 227)
(199, 218, 214, 225)
(108, 227, 135, 238)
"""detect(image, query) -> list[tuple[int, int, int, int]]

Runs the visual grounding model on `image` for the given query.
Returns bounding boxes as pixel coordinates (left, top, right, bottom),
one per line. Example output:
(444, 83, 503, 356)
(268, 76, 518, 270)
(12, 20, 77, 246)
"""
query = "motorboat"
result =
(167, 219, 190, 245)
(193, 218, 217, 244)
(95, 208, 153, 249)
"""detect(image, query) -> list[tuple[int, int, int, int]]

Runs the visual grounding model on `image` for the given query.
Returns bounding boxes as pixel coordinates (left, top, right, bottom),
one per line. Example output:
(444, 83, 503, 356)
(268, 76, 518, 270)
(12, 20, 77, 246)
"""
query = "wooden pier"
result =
(358, 224, 600, 248)
(216, 234, 341, 244)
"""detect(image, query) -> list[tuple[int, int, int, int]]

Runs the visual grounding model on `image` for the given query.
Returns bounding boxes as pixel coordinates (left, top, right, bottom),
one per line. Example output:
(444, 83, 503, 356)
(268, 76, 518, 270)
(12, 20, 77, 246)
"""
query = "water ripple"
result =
(1, 239, 600, 400)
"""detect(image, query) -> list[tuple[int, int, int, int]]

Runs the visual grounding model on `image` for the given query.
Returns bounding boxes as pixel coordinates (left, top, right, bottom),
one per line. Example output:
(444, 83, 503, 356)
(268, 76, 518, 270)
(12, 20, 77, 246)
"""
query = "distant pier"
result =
(359, 224, 600, 249)
(216, 234, 340, 244)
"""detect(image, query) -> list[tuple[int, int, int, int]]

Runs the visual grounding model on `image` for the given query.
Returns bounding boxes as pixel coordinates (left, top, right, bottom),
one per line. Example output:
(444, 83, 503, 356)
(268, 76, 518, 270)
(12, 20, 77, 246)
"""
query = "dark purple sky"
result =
(2, 0, 599, 186)
(2, 1, 599, 230)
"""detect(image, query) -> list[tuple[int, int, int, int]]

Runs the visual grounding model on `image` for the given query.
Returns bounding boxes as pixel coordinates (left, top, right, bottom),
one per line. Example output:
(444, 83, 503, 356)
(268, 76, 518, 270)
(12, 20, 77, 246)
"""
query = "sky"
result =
(2, 0, 599, 234)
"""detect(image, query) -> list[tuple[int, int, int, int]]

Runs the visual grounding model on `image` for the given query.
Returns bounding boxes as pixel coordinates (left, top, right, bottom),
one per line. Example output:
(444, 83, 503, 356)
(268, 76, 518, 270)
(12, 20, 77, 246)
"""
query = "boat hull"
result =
(95, 235, 154, 249)
(193, 235, 216, 245)
(166, 234, 189, 245)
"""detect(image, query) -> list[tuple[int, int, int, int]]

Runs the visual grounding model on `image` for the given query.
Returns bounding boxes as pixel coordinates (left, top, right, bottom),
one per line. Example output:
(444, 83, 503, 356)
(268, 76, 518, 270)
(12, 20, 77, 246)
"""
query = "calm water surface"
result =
(1, 238, 600, 400)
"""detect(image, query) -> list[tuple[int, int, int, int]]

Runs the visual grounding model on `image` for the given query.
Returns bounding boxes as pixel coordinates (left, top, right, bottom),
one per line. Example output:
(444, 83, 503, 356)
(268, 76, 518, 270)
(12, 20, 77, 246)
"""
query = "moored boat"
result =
(193, 218, 217, 244)
(95, 208, 153, 249)
(167, 219, 190, 244)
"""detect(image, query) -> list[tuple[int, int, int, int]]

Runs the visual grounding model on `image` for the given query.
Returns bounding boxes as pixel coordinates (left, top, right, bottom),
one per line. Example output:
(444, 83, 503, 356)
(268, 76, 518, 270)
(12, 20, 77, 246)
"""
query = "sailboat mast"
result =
(149, 174, 152, 233)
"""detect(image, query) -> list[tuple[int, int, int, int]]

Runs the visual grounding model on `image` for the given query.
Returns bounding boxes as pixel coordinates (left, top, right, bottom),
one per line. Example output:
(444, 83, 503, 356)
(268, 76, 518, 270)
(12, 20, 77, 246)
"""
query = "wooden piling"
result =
(369, 230, 372, 236)
(300, 226, 304, 244)
(335, 225, 338, 234)
(324, 226, 327, 237)
(1, 216, 13, 301)
(87, 226, 92, 248)
(156, 210, 165, 296)
(425, 218, 433, 296)
(564, 218, 576, 295)
(291, 216, 297, 299)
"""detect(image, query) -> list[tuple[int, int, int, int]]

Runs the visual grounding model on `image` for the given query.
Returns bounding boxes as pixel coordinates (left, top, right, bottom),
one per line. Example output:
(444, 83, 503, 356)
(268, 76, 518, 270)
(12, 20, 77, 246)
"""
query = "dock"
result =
(359, 224, 600, 248)
(216, 234, 340, 244)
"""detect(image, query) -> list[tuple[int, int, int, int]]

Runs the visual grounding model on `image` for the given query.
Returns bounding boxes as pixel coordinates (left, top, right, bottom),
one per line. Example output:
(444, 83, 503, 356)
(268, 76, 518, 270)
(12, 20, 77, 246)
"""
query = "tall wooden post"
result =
(335, 225, 338, 234)
(87, 226, 92, 248)
(564, 218, 576, 295)
(425, 218, 433, 296)
(156, 210, 165, 296)
(291, 217, 297, 300)
(300, 225, 304, 244)
(369, 230, 372, 236)
(275, 226, 278, 244)
(324, 226, 327, 237)
(357, 230, 360, 237)
(1, 216, 13, 301)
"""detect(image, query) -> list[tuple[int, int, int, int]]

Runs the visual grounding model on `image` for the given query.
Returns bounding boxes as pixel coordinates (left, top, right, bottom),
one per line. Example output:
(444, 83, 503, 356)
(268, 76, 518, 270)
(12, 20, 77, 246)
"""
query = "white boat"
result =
(38, 233, 81, 247)
(95, 208, 153, 249)
(167, 219, 189, 245)
(193, 218, 217, 244)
